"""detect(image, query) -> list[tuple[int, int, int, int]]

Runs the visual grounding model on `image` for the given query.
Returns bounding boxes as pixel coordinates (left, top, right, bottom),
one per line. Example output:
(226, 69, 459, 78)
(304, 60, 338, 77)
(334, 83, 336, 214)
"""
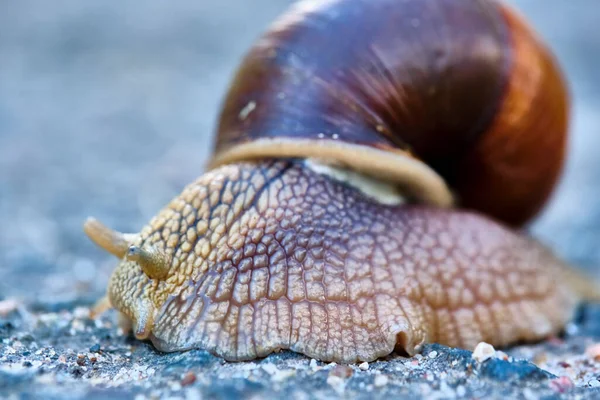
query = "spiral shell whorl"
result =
(212, 0, 568, 226)
(455, 6, 569, 226)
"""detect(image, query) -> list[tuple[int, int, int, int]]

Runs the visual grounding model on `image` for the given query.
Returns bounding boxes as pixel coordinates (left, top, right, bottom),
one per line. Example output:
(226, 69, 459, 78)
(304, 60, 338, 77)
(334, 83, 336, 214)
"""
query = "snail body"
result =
(85, 0, 593, 363)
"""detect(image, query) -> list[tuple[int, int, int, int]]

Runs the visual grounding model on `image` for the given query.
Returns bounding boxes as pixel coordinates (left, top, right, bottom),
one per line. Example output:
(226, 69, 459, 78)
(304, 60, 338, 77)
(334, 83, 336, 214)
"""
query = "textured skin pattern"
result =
(106, 161, 579, 363)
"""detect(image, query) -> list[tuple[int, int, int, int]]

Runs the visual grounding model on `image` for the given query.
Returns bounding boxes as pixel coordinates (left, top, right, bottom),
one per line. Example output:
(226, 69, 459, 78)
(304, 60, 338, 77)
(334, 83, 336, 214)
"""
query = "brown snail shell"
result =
(213, 0, 569, 227)
(83, 0, 593, 364)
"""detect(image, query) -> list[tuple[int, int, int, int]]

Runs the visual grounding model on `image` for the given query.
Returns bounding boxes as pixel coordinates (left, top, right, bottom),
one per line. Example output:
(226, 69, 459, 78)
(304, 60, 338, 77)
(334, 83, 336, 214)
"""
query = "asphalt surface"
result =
(1, 1, 600, 399)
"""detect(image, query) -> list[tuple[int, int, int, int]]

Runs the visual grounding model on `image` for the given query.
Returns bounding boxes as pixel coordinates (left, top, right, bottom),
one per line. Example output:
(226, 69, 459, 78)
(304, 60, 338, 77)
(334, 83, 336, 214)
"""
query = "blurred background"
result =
(0, 0, 598, 304)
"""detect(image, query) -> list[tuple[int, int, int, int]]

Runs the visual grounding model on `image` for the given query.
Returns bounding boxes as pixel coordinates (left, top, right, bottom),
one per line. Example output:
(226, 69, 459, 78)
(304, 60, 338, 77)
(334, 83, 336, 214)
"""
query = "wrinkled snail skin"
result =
(84, 0, 587, 363)
(91, 160, 582, 363)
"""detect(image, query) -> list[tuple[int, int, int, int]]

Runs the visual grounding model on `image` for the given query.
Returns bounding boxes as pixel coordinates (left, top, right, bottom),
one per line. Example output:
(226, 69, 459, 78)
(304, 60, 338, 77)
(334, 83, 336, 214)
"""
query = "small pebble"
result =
(330, 365, 354, 379)
(374, 374, 389, 387)
(89, 344, 101, 353)
(261, 363, 278, 375)
(309, 359, 318, 370)
(181, 372, 197, 386)
(558, 361, 571, 368)
(472, 342, 495, 363)
(586, 343, 600, 361)
(550, 376, 574, 393)
(358, 362, 369, 371)
(428, 350, 438, 359)
(73, 307, 90, 319)
(76, 354, 86, 366)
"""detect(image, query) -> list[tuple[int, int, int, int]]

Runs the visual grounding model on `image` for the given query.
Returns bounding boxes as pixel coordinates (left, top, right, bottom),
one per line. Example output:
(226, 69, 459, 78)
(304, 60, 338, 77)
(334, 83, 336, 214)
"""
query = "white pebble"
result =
(428, 350, 438, 359)
(374, 374, 389, 387)
(472, 342, 496, 363)
(261, 363, 278, 375)
(73, 306, 90, 319)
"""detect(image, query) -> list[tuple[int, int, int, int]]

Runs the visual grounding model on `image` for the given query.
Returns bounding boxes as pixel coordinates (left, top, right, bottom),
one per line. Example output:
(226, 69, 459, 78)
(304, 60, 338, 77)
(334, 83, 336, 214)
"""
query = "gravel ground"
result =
(3, 300, 600, 400)
(1, 0, 600, 399)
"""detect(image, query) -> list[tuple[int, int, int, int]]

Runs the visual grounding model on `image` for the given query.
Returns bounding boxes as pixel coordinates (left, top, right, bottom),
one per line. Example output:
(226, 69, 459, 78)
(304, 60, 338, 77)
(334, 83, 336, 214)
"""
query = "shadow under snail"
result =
(84, 0, 600, 363)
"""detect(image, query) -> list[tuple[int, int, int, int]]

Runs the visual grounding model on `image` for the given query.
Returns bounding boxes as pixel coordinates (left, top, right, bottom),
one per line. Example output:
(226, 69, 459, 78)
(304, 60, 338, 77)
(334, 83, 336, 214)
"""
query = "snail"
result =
(84, 0, 599, 363)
